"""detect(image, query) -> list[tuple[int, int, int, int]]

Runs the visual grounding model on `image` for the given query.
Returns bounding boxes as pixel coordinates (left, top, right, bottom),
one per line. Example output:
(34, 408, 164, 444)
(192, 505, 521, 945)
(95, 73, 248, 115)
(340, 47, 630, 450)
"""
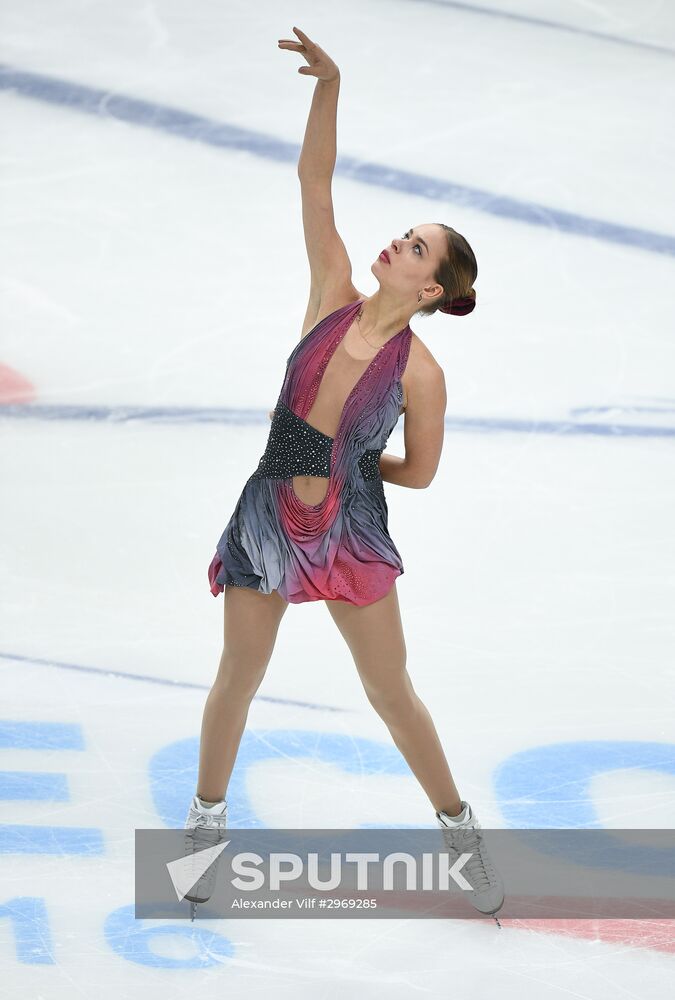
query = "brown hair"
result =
(415, 224, 478, 318)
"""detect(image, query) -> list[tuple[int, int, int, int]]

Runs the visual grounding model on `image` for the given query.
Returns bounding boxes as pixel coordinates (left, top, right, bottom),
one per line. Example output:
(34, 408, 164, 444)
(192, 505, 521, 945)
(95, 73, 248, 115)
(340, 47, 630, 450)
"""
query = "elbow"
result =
(399, 458, 436, 489)
(405, 465, 434, 490)
(408, 466, 438, 489)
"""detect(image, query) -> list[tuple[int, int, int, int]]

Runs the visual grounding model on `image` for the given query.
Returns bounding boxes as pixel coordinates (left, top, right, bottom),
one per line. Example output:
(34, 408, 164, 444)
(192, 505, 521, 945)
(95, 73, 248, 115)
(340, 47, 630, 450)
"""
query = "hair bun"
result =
(440, 289, 475, 316)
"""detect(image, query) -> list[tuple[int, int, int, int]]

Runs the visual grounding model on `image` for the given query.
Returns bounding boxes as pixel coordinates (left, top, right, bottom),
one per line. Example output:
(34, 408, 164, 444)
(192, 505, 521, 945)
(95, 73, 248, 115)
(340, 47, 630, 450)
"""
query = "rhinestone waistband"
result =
(250, 401, 383, 482)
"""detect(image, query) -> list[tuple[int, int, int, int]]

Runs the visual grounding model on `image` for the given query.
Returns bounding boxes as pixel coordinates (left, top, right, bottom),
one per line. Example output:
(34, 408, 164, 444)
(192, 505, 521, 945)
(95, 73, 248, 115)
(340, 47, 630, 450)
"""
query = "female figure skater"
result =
(184, 27, 504, 924)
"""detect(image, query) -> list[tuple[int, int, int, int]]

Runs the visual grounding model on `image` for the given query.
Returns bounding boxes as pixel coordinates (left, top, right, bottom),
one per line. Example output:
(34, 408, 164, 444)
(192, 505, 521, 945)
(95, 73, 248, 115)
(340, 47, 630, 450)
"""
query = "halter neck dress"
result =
(207, 299, 413, 606)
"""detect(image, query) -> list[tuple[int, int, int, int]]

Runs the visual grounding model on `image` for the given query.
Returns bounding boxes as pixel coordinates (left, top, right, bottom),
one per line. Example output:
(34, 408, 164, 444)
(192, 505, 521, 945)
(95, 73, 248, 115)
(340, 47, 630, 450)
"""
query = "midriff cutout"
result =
(291, 475, 330, 506)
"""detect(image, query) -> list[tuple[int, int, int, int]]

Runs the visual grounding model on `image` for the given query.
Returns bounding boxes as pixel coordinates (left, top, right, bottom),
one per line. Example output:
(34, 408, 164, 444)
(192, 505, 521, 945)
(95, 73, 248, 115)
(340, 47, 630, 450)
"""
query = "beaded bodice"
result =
(252, 401, 385, 483)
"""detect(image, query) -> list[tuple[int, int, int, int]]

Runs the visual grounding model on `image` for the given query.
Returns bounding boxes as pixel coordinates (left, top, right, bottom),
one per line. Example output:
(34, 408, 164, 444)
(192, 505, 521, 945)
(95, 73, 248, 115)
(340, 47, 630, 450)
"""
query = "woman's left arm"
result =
(379, 362, 447, 488)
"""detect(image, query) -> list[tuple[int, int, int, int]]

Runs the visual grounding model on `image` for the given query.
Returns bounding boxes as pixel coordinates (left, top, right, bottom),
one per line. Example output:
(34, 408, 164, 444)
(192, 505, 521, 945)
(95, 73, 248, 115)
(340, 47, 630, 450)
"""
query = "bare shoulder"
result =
(401, 330, 445, 411)
(407, 330, 442, 372)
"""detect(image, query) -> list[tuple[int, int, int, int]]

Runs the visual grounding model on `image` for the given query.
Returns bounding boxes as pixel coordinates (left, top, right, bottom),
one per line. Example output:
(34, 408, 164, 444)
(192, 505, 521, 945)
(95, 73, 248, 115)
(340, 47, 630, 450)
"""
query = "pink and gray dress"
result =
(207, 299, 412, 606)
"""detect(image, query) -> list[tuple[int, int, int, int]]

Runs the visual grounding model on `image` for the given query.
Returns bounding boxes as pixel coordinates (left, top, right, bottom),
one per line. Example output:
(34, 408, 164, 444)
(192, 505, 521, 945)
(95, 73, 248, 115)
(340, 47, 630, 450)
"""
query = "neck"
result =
(357, 291, 412, 344)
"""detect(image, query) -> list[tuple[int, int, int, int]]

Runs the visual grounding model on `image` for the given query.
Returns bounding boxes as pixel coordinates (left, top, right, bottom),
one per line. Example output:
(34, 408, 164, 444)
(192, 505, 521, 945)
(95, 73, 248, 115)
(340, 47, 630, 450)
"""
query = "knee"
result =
(364, 674, 417, 722)
(213, 652, 269, 703)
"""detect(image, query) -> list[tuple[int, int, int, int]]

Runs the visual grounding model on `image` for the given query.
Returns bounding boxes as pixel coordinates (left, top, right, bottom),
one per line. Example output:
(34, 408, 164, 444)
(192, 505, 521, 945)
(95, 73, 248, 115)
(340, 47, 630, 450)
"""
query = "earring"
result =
(417, 291, 422, 302)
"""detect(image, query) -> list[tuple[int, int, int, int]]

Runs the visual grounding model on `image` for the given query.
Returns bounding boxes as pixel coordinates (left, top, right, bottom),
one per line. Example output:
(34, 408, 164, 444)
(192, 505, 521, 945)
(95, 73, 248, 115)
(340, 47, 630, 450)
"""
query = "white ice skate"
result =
(436, 800, 505, 927)
(183, 795, 228, 920)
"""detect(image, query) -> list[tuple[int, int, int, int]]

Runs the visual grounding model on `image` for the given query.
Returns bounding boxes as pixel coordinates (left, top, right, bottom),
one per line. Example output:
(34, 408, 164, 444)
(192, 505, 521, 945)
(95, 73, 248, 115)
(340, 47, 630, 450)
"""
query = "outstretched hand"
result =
(277, 26, 339, 82)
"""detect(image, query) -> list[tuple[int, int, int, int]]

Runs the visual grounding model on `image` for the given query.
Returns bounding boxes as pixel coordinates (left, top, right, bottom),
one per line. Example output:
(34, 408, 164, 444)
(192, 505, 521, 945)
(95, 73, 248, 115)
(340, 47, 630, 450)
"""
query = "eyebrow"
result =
(409, 228, 429, 255)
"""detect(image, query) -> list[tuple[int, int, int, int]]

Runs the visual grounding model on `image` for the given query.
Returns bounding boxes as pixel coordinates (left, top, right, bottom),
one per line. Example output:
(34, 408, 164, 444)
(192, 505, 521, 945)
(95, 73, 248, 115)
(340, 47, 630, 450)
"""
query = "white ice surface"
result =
(1, 1, 674, 997)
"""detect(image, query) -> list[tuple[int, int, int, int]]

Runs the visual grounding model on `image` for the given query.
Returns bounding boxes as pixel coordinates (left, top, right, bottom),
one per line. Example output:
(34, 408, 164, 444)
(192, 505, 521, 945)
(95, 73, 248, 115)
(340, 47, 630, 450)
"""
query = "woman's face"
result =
(373, 223, 446, 302)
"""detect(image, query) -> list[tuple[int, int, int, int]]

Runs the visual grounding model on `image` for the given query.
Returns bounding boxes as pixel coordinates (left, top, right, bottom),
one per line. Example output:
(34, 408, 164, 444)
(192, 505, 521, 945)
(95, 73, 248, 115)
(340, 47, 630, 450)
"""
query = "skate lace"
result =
(441, 820, 497, 889)
(185, 808, 228, 851)
(192, 811, 228, 830)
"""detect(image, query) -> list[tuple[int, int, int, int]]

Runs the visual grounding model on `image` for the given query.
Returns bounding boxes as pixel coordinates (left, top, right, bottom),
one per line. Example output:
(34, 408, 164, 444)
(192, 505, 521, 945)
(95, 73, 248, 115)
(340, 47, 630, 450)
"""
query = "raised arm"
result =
(278, 27, 356, 337)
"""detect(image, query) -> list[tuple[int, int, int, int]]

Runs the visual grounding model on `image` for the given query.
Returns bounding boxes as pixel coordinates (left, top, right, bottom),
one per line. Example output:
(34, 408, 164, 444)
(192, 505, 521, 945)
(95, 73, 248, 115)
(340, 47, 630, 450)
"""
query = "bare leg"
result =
(196, 585, 289, 802)
(325, 583, 462, 816)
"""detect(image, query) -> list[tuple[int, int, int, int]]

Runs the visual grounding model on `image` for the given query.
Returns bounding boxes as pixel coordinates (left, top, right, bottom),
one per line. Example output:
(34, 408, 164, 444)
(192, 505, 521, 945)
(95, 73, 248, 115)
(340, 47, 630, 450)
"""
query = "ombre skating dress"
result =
(207, 299, 412, 606)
